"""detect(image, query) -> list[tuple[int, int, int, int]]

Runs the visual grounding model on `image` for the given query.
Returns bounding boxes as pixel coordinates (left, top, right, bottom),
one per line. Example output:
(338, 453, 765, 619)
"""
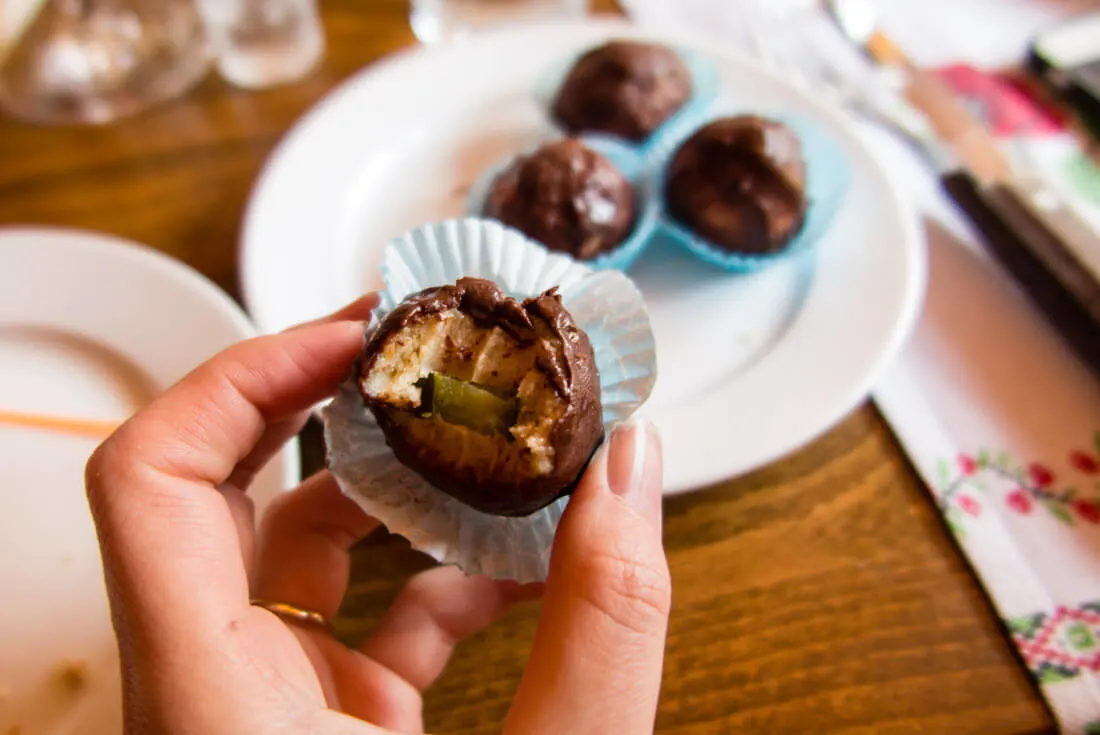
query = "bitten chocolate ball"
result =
(358, 277, 603, 517)
(552, 40, 693, 141)
(665, 116, 808, 254)
(484, 138, 635, 260)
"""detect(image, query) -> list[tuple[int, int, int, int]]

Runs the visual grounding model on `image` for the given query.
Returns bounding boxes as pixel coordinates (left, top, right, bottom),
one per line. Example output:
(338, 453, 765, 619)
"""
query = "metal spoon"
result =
(826, 0, 877, 54)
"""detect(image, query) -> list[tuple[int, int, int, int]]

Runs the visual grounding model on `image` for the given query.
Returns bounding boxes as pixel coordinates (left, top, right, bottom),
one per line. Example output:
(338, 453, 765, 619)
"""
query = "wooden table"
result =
(0, 2, 1056, 732)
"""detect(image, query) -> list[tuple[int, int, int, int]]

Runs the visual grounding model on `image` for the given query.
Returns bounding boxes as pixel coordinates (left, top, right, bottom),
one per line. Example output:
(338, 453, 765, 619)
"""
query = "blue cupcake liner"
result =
(645, 109, 853, 273)
(534, 44, 720, 152)
(466, 134, 660, 272)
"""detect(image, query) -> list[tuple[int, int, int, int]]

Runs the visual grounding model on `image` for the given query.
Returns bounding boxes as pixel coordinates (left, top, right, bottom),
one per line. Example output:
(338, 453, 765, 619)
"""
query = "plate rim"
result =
(0, 224, 302, 490)
(239, 18, 926, 494)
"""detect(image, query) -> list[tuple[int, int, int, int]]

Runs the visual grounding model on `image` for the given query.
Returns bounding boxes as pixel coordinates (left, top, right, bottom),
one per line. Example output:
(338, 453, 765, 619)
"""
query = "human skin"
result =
(84, 293, 670, 735)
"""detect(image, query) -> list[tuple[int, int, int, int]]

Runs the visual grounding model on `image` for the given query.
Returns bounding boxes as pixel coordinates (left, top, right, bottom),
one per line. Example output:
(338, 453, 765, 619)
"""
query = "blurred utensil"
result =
(820, 0, 1100, 373)
(829, 0, 905, 67)
(828, 0, 1012, 180)
(0, 409, 119, 439)
(826, 0, 1100, 259)
(744, 3, 946, 167)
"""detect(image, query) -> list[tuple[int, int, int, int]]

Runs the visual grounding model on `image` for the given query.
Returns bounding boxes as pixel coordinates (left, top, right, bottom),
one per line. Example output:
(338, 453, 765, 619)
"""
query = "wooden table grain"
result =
(0, 2, 1057, 732)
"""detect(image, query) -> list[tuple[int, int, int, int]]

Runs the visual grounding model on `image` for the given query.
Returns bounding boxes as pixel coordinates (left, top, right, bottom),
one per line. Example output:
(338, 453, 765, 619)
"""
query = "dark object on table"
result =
(552, 40, 693, 141)
(357, 277, 603, 516)
(942, 171, 1100, 375)
(1027, 11, 1100, 142)
(665, 116, 808, 254)
(484, 138, 636, 260)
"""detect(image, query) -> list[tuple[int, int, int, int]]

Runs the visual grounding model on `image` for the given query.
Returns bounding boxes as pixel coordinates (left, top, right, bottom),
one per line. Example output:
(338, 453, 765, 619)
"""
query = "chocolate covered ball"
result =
(552, 40, 693, 141)
(484, 138, 635, 260)
(665, 116, 808, 254)
(358, 277, 603, 517)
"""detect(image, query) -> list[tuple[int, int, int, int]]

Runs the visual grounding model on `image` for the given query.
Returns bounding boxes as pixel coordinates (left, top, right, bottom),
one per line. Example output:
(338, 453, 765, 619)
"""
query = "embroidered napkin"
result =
(620, 0, 1100, 731)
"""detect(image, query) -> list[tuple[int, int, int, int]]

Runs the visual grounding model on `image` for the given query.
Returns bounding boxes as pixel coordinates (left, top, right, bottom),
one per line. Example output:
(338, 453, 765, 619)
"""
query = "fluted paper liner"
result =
(323, 218, 657, 582)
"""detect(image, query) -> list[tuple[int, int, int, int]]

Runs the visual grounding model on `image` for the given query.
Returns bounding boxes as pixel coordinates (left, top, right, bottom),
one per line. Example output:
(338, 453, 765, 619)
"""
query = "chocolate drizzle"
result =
(484, 139, 636, 260)
(364, 277, 582, 397)
(358, 278, 604, 516)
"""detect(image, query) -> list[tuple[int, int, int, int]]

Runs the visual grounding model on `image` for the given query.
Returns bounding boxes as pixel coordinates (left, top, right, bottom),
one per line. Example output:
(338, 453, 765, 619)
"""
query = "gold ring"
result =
(250, 599, 334, 633)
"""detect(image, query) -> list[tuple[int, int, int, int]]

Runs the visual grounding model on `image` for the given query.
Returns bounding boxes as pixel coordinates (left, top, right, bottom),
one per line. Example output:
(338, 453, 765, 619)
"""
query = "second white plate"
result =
(0, 228, 299, 734)
(241, 19, 924, 493)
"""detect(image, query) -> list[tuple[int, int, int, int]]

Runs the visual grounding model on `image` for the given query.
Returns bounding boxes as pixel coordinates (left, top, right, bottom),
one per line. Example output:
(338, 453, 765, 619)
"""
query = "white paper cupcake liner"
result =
(322, 218, 657, 582)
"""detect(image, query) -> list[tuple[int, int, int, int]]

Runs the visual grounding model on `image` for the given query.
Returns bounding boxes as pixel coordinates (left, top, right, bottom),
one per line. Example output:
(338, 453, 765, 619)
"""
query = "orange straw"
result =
(0, 410, 121, 439)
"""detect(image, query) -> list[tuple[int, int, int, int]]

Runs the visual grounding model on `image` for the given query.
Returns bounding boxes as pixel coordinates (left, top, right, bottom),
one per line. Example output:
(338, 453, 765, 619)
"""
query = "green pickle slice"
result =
(417, 373, 518, 437)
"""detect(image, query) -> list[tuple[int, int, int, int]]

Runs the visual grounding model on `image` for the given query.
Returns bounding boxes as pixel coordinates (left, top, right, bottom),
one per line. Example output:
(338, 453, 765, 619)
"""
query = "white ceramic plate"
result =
(0, 228, 299, 735)
(241, 19, 924, 493)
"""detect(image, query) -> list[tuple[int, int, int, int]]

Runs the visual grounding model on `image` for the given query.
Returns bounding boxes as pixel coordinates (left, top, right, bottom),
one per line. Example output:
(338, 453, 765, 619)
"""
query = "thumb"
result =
(506, 418, 669, 735)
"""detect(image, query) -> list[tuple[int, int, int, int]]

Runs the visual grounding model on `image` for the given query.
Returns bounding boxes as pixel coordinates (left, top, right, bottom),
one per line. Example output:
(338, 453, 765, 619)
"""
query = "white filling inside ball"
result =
(361, 309, 568, 480)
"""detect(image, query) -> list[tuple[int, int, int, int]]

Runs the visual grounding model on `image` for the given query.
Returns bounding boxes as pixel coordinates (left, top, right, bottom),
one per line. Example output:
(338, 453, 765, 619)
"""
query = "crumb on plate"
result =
(54, 660, 89, 694)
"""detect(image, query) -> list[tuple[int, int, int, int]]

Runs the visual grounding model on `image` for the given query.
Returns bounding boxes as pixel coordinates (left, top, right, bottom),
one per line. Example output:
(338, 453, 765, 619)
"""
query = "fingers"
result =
(359, 567, 542, 691)
(289, 293, 380, 331)
(103, 319, 366, 487)
(306, 634, 426, 733)
(302, 570, 538, 733)
(226, 292, 380, 490)
(254, 480, 536, 732)
(254, 472, 538, 690)
(505, 419, 669, 735)
(222, 413, 310, 497)
(252, 471, 380, 619)
(318, 293, 379, 325)
(86, 320, 368, 636)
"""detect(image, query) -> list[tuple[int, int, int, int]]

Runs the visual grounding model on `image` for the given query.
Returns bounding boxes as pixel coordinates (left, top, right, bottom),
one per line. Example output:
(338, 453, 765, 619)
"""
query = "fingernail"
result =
(605, 418, 663, 525)
(339, 292, 380, 318)
(321, 294, 379, 327)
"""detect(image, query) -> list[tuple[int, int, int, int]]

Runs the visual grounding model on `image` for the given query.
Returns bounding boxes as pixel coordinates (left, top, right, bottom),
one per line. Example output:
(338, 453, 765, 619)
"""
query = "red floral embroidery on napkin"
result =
(936, 435, 1100, 537)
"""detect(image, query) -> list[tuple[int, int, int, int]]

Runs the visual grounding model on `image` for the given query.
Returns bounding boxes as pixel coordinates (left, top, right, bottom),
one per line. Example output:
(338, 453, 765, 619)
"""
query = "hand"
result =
(85, 295, 670, 735)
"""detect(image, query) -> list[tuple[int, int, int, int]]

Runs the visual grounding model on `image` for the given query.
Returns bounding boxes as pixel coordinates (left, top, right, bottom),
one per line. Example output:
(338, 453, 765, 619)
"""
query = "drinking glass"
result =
(410, 0, 588, 45)
(0, 0, 210, 125)
(192, 0, 325, 89)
